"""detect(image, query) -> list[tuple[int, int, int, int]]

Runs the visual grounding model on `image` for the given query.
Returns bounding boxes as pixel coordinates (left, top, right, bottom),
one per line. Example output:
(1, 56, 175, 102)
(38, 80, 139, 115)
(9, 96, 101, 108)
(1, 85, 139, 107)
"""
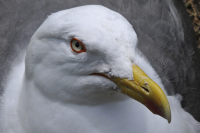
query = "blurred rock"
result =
(183, 0, 200, 49)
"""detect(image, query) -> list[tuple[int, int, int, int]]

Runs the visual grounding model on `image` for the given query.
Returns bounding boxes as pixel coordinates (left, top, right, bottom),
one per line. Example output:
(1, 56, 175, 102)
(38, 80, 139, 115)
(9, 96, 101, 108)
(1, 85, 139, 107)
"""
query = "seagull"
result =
(0, 1, 200, 133)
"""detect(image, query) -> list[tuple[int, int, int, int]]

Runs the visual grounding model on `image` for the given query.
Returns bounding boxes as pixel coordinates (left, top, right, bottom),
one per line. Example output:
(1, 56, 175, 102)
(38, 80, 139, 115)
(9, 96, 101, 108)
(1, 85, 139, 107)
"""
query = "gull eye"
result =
(70, 38, 86, 53)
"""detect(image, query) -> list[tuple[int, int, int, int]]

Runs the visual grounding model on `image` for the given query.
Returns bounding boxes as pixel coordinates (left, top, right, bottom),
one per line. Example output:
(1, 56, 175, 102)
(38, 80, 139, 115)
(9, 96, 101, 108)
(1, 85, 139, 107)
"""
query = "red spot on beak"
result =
(145, 99, 165, 118)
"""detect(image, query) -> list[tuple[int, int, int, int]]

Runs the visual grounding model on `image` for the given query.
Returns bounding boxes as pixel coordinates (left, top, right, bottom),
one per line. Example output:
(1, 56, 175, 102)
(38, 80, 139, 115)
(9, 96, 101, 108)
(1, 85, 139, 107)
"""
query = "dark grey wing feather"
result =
(0, 0, 199, 122)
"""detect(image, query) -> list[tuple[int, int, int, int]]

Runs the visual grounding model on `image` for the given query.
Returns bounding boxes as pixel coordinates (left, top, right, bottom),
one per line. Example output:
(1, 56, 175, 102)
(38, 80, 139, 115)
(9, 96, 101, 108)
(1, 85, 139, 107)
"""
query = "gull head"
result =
(25, 5, 171, 122)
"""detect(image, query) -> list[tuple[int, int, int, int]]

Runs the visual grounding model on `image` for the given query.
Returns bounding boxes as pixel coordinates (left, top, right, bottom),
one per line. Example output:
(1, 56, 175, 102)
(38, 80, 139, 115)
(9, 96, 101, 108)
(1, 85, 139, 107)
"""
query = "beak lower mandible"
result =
(111, 64, 171, 123)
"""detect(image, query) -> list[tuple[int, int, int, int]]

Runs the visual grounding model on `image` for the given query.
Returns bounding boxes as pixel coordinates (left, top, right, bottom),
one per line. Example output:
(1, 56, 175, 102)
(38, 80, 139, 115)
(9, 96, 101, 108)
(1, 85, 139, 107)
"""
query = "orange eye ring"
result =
(70, 38, 86, 53)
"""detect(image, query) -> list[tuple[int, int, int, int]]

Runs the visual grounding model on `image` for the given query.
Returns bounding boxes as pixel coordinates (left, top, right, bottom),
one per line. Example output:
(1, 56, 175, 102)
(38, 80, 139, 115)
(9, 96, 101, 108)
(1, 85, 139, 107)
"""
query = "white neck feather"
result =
(1, 52, 200, 133)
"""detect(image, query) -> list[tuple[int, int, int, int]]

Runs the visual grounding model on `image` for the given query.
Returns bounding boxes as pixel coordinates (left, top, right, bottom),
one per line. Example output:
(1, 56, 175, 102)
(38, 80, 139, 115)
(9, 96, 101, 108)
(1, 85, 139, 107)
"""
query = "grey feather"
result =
(0, 0, 200, 121)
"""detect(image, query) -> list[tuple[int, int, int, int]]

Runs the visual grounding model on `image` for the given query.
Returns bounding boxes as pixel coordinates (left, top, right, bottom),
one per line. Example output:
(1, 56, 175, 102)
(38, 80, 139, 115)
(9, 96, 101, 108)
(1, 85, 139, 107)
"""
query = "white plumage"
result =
(1, 5, 200, 133)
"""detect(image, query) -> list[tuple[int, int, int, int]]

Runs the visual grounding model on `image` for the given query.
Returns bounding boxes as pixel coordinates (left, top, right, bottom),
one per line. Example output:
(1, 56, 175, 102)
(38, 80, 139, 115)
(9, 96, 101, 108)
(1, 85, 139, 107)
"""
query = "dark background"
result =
(183, 0, 200, 50)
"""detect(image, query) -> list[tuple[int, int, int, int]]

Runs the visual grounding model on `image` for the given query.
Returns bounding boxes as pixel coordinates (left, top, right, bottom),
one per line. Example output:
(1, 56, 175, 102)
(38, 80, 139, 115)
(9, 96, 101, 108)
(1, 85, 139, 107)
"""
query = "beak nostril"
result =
(142, 87, 149, 93)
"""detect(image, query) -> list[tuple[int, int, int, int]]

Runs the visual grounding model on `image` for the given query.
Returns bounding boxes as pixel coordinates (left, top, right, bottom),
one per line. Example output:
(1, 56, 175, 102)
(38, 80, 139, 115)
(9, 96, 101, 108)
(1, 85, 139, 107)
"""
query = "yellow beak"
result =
(111, 65, 171, 123)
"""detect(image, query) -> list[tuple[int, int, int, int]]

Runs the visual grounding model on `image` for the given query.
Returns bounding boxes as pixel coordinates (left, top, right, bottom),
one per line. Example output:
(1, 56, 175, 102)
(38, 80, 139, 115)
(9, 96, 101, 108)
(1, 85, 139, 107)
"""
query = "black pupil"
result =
(75, 42, 80, 47)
